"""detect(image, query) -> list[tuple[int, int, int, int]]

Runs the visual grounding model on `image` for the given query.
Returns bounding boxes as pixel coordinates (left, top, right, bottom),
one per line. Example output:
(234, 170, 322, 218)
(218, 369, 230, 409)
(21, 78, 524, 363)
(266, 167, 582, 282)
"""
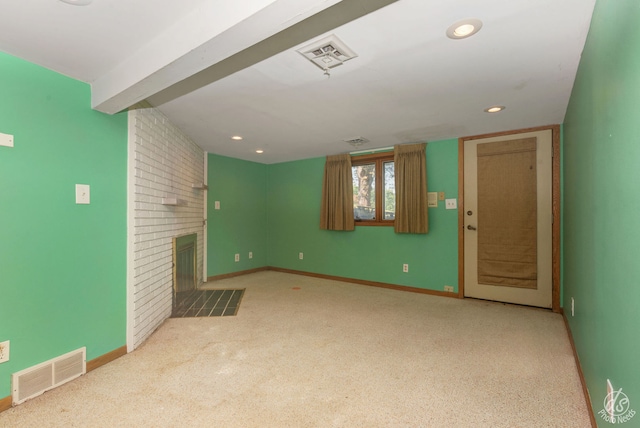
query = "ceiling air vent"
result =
(297, 34, 358, 71)
(343, 137, 370, 148)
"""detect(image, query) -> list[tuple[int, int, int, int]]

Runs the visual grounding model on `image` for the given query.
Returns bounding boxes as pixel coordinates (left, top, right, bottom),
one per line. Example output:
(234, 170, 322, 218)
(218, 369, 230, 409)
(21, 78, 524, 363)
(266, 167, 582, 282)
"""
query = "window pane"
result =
(352, 163, 376, 220)
(384, 161, 395, 220)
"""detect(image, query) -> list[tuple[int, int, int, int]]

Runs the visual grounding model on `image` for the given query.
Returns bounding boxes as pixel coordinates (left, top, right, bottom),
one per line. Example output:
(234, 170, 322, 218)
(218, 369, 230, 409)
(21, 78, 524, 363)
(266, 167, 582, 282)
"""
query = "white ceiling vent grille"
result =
(297, 34, 358, 71)
(12, 347, 86, 405)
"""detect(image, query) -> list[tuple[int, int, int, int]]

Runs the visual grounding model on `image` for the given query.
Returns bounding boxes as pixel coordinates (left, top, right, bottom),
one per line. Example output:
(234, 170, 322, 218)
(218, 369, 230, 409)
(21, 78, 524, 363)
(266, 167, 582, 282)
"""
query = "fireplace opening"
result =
(173, 233, 197, 310)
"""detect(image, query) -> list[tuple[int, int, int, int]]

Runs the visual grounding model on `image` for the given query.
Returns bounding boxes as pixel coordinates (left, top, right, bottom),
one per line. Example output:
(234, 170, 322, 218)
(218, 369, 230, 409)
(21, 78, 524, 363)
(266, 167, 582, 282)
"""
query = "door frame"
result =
(457, 125, 561, 312)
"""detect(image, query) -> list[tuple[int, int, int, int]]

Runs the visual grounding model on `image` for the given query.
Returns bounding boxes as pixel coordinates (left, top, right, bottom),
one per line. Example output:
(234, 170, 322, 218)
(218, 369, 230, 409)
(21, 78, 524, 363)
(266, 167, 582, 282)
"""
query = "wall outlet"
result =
(402, 264, 409, 273)
(299, 252, 304, 260)
(571, 297, 575, 317)
(444, 285, 454, 292)
(234, 253, 240, 262)
(0, 341, 10, 363)
(249, 251, 253, 259)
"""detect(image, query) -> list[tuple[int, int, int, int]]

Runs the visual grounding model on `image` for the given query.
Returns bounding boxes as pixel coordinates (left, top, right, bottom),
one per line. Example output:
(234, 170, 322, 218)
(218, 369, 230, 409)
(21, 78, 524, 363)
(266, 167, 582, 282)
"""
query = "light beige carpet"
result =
(0, 271, 590, 427)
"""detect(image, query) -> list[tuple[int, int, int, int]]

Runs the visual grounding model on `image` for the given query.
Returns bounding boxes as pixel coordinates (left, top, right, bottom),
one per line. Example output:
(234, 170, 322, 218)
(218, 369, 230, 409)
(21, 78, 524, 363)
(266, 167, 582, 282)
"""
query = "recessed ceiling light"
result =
(231, 136, 243, 141)
(256, 150, 264, 154)
(446, 19, 483, 39)
(484, 105, 506, 113)
(59, 0, 93, 5)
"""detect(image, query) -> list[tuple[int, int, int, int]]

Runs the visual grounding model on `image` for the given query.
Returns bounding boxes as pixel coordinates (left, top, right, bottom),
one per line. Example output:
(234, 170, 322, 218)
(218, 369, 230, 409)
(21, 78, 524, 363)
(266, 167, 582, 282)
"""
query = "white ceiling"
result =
(0, 0, 595, 164)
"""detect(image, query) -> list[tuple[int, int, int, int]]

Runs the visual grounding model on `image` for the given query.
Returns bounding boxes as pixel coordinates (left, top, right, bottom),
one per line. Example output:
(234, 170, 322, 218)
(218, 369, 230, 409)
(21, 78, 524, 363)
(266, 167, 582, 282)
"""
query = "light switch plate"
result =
(76, 184, 90, 204)
(445, 198, 457, 210)
(0, 132, 14, 148)
(215, 201, 220, 210)
(438, 192, 445, 201)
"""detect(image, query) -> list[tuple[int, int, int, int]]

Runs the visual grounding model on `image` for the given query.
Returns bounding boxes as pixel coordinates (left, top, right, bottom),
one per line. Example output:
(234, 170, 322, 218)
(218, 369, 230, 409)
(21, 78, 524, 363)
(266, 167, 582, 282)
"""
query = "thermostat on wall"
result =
(427, 192, 438, 207)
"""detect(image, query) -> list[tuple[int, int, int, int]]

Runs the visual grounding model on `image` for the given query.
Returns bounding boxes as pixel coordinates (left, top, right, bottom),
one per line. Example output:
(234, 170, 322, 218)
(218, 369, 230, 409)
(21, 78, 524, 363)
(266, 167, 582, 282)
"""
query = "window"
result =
(351, 152, 395, 225)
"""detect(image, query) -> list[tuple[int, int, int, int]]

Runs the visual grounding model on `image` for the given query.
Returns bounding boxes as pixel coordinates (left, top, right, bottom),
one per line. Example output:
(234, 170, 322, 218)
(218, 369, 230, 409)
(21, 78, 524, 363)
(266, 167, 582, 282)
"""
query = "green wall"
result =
(207, 154, 268, 276)
(563, 0, 640, 422)
(0, 53, 127, 398)
(266, 140, 459, 291)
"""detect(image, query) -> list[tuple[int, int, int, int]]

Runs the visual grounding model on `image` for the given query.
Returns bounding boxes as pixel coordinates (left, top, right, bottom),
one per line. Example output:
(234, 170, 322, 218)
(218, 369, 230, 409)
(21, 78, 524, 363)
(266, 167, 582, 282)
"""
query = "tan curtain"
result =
(394, 143, 428, 234)
(320, 153, 355, 231)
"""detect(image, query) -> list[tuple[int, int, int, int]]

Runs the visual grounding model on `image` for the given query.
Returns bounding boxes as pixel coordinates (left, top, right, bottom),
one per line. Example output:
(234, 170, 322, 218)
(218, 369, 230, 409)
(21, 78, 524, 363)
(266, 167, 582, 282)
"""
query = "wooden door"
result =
(463, 129, 553, 308)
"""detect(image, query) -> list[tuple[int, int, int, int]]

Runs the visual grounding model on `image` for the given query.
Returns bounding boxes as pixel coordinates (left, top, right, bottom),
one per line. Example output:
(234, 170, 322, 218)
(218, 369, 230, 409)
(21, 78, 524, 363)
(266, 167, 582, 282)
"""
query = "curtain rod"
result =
(349, 146, 393, 155)
(349, 142, 427, 155)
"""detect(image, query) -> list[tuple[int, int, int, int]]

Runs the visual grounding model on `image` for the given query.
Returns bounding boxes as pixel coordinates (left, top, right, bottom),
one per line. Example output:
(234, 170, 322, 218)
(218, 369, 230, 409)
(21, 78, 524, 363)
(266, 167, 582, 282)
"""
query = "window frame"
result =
(351, 151, 395, 226)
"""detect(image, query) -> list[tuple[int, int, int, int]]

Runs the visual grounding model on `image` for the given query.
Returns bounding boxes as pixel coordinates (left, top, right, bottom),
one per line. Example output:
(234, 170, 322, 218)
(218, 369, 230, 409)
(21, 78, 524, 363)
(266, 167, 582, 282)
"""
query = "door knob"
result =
(467, 225, 477, 231)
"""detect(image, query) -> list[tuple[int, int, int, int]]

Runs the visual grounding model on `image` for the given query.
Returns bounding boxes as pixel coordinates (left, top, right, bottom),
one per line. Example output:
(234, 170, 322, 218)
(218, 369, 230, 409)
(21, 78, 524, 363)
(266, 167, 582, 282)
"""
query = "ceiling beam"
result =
(91, 0, 398, 114)
(147, 0, 399, 107)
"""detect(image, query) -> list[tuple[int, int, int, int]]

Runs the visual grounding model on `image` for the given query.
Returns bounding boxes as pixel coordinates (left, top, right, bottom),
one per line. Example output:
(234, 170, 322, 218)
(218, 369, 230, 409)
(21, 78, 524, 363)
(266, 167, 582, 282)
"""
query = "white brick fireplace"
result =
(126, 103, 205, 350)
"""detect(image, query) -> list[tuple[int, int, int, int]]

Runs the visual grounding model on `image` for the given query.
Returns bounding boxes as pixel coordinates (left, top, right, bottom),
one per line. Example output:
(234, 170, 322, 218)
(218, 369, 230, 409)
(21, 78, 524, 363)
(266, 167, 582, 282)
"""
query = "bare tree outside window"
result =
(352, 163, 375, 220)
(351, 152, 395, 225)
(384, 161, 395, 219)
